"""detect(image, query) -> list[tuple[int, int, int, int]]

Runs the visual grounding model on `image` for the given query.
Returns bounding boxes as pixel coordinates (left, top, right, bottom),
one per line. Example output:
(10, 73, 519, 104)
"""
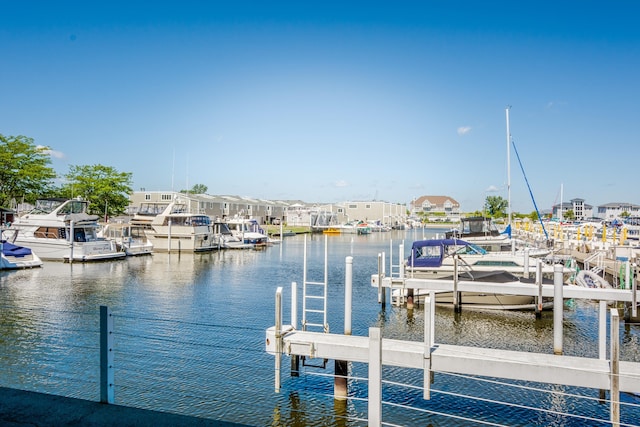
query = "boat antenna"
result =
(505, 106, 512, 229)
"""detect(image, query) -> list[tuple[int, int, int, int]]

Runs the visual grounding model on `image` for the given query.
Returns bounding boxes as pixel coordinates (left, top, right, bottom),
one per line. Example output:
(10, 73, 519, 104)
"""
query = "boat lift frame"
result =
(266, 258, 640, 426)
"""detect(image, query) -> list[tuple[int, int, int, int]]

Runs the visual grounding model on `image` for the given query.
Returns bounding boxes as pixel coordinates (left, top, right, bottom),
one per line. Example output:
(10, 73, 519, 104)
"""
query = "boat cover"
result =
(1, 240, 32, 257)
(407, 238, 470, 268)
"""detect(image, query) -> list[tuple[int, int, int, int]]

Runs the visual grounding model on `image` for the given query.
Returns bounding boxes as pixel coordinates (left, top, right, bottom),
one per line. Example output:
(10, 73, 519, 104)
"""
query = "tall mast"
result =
(505, 106, 512, 227)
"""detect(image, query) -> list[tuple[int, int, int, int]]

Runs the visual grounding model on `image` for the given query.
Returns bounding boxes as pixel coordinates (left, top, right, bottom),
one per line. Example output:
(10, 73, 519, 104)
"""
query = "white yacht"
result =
(225, 217, 269, 247)
(143, 200, 218, 252)
(8, 198, 126, 262)
(98, 221, 154, 256)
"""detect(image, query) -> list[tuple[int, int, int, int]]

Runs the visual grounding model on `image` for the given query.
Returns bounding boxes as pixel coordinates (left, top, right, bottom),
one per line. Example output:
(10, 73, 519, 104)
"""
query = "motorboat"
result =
(143, 200, 218, 252)
(446, 216, 549, 256)
(213, 220, 254, 249)
(446, 216, 513, 250)
(405, 270, 553, 310)
(405, 238, 567, 279)
(225, 217, 269, 247)
(7, 198, 126, 262)
(98, 222, 153, 256)
(1, 229, 43, 269)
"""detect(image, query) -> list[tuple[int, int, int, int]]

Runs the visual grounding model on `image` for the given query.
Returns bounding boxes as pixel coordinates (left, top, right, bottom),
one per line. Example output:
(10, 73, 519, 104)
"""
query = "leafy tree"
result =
(621, 211, 630, 218)
(564, 209, 575, 220)
(0, 134, 57, 206)
(60, 164, 132, 218)
(528, 210, 539, 221)
(181, 183, 208, 194)
(483, 196, 508, 218)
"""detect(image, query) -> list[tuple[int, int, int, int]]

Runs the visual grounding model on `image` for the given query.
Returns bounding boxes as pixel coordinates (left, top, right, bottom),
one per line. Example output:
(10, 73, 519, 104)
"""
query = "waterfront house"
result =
(409, 195, 460, 222)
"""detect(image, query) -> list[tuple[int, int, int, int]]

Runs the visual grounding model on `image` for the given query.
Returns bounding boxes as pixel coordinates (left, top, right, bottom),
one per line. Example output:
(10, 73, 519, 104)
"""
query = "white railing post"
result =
(599, 300, 607, 360)
(290, 281, 298, 329)
(632, 263, 638, 318)
(100, 305, 114, 404)
(610, 308, 620, 425)
(399, 241, 405, 279)
(368, 327, 382, 427)
(553, 264, 564, 355)
(423, 295, 433, 400)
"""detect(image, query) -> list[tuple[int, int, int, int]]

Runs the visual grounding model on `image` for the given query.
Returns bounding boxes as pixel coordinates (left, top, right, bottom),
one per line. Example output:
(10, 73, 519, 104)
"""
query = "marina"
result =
(0, 228, 639, 426)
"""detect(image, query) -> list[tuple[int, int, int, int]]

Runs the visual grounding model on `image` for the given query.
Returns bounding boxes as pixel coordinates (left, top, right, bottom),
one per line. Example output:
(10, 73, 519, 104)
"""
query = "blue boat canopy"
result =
(407, 238, 476, 268)
(1, 240, 33, 258)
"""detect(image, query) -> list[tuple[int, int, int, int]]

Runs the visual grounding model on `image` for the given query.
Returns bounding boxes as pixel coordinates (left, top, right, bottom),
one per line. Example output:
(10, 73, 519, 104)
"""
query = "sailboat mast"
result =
(505, 106, 512, 228)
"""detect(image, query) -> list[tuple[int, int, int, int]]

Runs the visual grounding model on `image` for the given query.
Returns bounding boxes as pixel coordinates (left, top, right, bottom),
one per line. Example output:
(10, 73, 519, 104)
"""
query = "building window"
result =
(145, 194, 151, 200)
(348, 204, 357, 209)
(365, 204, 371, 209)
(161, 194, 172, 201)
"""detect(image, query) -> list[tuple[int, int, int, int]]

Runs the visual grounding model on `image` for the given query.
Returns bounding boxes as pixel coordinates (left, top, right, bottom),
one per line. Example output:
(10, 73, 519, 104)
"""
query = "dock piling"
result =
(291, 282, 299, 377)
(334, 256, 353, 400)
(275, 287, 283, 392)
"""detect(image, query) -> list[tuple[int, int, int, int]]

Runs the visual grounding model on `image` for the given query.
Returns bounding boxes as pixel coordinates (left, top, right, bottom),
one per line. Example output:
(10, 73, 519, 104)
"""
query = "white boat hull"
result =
(12, 237, 126, 262)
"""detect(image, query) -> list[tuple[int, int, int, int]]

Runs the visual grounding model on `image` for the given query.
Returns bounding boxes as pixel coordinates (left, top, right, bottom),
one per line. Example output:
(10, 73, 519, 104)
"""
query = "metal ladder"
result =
(302, 234, 328, 333)
(301, 234, 328, 368)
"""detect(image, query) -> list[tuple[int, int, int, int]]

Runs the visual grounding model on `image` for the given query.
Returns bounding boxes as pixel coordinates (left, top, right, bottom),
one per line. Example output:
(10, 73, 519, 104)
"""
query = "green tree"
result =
(528, 210, 539, 221)
(60, 164, 133, 219)
(484, 196, 508, 218)
(564, 209, 575, 220)
(0, 134, 57, 206)
(181, 183, 208, 194)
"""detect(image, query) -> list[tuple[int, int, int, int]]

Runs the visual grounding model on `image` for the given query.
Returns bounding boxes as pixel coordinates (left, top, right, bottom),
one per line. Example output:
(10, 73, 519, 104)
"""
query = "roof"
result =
(412, 195, 460, 207)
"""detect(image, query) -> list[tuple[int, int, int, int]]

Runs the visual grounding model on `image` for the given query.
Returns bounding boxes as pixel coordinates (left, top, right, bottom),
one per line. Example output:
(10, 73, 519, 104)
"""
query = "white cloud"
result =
(334, 180, 348, 188)
(457, 126, 472, 136)
(38, 145, 65, 159)
(485, 185, 500, 192)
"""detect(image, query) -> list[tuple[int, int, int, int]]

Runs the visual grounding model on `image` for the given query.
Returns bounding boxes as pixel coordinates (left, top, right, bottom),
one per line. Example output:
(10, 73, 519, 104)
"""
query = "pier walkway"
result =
(0, 387, 247, 427)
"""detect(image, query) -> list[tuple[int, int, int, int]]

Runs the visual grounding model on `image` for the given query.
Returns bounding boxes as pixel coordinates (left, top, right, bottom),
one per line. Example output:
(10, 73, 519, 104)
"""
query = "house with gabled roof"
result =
(409, 195, 461, 221)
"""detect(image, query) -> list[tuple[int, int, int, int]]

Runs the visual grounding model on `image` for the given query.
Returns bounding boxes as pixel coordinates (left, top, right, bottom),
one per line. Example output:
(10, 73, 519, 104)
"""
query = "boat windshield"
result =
(163, 215, 210, 226)
(453, 243, 487, 255)
(58, 200, 88, 215)
(32, 199, 65, 214)
(138, 203, 169, 216)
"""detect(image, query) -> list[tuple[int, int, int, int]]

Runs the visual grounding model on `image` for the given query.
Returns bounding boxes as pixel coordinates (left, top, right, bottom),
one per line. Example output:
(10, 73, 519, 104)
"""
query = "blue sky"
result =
(1, 2, 638, 213)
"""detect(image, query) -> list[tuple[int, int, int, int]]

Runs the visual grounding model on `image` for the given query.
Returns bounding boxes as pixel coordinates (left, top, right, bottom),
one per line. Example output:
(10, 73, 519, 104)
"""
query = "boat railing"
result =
(584, 250, 606, 275)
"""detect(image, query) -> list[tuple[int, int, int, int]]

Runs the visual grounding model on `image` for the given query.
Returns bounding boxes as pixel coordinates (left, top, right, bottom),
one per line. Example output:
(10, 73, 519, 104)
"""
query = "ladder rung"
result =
(305, 281, 325, 286)
(305, 309, 325, 314)
(305, 295, 324, 300)
(305, 322, 324, 328)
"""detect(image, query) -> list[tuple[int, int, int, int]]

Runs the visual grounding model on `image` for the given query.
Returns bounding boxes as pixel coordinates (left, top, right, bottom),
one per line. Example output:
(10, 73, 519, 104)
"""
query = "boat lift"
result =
(266, 259, 640, 426)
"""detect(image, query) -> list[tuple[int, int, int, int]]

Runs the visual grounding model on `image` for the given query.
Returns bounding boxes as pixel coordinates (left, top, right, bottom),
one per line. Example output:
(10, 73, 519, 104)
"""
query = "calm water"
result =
(1, 229, 639, 426)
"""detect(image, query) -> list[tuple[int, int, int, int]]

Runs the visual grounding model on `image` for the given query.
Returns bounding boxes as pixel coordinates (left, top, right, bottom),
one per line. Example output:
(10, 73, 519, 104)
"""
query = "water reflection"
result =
(0, 230, 639, 426)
